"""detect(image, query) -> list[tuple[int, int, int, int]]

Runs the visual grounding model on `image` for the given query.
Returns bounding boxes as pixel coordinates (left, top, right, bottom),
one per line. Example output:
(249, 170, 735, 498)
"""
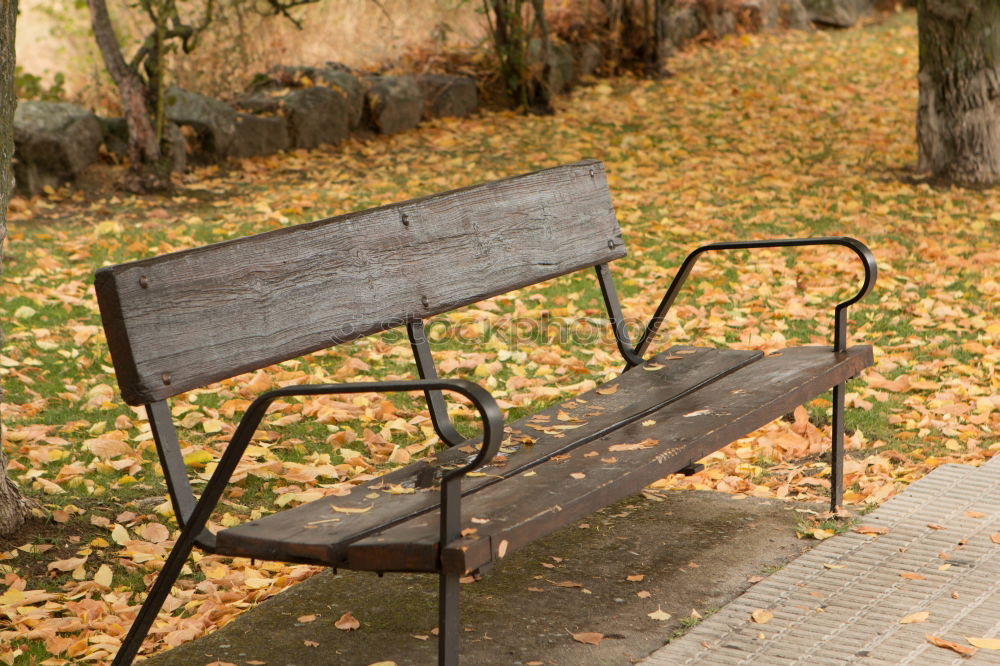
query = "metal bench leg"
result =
(830, 382, 846, 513)
(112, 529, 199, 665)
(438, 569, 460, 665)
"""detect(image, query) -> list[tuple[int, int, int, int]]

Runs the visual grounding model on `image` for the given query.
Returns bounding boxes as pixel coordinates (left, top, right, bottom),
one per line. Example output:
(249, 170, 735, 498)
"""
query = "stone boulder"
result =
(417, 74, 478, 119)
(661, 5, 704, 57)
(574, 42, 602, 80)
(547, 42, 576, 95)
(741, 0, 812, 30)
(315, 67, 364, 129)
(97, 117, 187, 173)
(13, 101, 102, 195)
(801, 0, 871, 27)
(248, 64, 364, 129)
(98, 116, 129, 160)
(778, 0, 813, 29)
(282, 86, 351, 149)
(363, 76, 424, 135)
(234, 94, 284, 115)
(164, 86, 238, 157)
(230, 113, 290, 158)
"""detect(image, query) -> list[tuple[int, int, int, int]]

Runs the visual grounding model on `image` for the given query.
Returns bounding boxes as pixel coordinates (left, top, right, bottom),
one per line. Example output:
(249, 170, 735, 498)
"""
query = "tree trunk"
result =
(917, 0, 1000, 187)
(87, 0, 172, 191)
(0, 0, 36, 537)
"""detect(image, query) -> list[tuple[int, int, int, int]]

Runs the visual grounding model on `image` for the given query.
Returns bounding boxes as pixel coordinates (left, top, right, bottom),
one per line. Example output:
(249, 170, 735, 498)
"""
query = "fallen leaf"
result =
(900, 611, 930, 624)
(966, 637, 1000, 650)
(93, 564, 113, 588)
(900, 572, 926, 580)
(964, 511, 986, 518)
(570, 472, 586, 480)
(48, 556, 87, 572)
(303, 640, 320, 647)
(498, 540, 508, 558)
(335, 612, 360, 631)
(626, 574, 644, 582)
(331, 504, 373, 514)
(111, 523, 130, 545)
(608, 439, 658, 452)
(552, 581, 583, 588)
(297, 614, 317, 623)
(596, 384, 619, 395)
(571, 631, 603, 646)
(854, 525, 889, 536)
(648, 606, 671, 621)
(927, 523, 948, 530)
(751, 609, 773, 624)
(991, 533, 1000, 545)
(637, 590, 651, 599)
(925, 634, 976, 656)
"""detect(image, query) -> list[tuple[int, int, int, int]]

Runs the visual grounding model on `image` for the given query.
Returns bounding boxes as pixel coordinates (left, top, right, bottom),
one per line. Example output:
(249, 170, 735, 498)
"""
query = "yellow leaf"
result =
(966, 637, 1000, 650)
(111, 524, 130, 545)
(900, 611, 930, 624)
(751, 609, 773, 624)
(94, 564, 113, 588)
(648, 606, 671, 621)
(0, 587, 25, 606)
(202, 419, 225, 434)
(331, 504, 374, 514)
(183, 450, 215, 467)
(12, 305, 35, 320)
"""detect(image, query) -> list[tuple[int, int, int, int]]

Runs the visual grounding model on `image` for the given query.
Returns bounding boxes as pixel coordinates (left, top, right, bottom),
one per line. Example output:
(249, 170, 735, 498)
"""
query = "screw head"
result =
(401, 213, 410, 227)
(139, 275, 149, 288)
(421, 296, 429, 308)
(589, 168, 595, 177)
(161, 372, 172, 386)
(607, 240, 616, 249)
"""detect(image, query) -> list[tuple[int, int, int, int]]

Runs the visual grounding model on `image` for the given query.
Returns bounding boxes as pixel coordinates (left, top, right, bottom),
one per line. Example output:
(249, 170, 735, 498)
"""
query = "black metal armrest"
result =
(186, 378, 503, 550)
(630, 237, 877, 367)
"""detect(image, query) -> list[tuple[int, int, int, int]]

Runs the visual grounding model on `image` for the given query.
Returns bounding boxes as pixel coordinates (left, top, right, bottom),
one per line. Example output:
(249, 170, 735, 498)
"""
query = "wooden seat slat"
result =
(213, 347, 762, 565)
(345, 345, 873, 573)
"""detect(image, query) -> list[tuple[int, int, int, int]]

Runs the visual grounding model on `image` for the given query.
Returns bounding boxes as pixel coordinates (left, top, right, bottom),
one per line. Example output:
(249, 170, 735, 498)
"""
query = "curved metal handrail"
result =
(630, 237, 878, 366)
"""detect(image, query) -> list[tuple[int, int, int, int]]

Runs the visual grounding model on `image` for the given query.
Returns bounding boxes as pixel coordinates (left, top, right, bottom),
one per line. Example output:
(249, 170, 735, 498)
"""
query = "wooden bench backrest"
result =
(95, 160, 626, 405)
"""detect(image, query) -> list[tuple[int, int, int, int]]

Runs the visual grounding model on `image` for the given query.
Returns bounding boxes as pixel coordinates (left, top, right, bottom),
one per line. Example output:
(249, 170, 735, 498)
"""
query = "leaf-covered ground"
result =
(1, 11, 998, 664)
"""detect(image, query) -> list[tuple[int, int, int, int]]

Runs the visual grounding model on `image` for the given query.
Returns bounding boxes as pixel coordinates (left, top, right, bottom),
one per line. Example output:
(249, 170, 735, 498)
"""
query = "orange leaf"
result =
(900, 572, 926, 580)
(335, 612, 360, 631)
(853, 525, 889, 536)
(571, 631, 603, 646)
(552, 580, 583, 588)
(925, 634, 976, 656)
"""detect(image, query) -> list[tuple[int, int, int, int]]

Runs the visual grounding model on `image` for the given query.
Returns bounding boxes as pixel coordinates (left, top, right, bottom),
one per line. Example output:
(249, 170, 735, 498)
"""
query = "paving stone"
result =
(644, 458, 1000, 665)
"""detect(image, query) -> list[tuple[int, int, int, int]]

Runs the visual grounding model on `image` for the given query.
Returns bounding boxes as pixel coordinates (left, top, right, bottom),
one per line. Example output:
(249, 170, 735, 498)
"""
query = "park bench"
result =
(94, 160, 877, 665)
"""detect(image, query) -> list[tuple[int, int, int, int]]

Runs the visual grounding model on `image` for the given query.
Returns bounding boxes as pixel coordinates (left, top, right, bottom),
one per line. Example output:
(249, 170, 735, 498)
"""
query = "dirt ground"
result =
(144, 490, 820, 666)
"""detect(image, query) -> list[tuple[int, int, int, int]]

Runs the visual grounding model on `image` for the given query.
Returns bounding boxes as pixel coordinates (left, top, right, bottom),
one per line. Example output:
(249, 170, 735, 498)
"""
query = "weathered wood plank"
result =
(213, 347, 762, 565)
(346, 345, 873, 573)
(95, 160, 624, 405)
